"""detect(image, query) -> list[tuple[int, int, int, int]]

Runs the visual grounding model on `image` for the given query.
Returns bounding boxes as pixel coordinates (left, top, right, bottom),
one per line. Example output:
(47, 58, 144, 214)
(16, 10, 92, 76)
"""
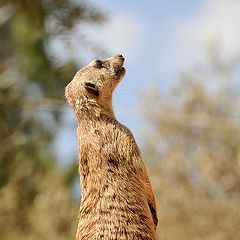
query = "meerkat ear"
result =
(84, 82, 99, 97)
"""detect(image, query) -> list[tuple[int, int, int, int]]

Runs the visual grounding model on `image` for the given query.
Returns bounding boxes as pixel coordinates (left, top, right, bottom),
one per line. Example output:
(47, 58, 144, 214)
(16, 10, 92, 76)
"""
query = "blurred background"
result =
(0, 0, 240, 239)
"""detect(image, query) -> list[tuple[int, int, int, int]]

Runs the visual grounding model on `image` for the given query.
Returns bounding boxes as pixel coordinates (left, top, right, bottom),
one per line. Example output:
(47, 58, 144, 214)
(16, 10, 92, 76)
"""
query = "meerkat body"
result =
(65, 55, 158, 240)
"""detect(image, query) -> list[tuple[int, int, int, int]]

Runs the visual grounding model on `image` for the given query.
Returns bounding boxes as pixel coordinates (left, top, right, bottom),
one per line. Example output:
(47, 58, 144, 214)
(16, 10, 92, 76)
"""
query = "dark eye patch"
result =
(95, 60, 103, 68)
(84, 82, 99, 97)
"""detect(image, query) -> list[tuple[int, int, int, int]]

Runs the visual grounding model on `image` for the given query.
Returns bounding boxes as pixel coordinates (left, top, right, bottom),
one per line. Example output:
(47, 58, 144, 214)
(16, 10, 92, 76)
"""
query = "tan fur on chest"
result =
(65, 55, 158, 240)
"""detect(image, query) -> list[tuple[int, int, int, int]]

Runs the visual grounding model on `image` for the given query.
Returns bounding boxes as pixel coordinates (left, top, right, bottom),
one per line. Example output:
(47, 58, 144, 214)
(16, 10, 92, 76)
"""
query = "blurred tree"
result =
(0, 0, 105, 239)
(143, 45, 240, 240)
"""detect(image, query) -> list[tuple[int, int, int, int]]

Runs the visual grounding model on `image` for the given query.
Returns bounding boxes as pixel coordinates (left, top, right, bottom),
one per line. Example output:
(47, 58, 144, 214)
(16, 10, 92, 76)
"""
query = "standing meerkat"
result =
(65, 54, 158, 240)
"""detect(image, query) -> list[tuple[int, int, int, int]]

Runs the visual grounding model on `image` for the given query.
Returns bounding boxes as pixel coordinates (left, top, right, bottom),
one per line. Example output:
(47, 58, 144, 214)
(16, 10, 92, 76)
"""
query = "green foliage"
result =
(0, 0, 105, 239)
(143, 49, 240, 239)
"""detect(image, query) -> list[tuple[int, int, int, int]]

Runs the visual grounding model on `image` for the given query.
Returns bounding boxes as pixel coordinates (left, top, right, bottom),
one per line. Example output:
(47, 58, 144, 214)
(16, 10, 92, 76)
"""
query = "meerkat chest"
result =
(77, 120, 141, 173)
(78, 120, 135, 151)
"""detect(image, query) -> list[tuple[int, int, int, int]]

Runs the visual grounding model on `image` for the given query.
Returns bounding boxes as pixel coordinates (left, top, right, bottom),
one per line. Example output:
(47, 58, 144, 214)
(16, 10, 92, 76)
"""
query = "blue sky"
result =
(55, 0, 240, 165)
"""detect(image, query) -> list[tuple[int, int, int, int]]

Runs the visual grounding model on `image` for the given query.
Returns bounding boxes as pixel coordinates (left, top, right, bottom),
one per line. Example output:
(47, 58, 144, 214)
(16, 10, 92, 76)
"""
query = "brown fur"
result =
(65, 55, 158, 240)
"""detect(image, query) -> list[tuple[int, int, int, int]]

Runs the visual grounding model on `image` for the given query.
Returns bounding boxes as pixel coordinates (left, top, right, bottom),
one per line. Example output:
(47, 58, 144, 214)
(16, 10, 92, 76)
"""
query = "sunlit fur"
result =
(65, 55, 158, 240)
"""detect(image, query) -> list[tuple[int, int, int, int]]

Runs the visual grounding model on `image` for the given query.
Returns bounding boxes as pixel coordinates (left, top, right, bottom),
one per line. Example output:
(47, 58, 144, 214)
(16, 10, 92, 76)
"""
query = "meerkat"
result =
(65, 54, 158, 240)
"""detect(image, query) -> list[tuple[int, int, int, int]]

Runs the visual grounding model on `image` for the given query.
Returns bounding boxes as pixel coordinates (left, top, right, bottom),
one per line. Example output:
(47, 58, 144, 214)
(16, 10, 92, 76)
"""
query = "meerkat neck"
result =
(99, 100, 115, 119)
(75, 98, 115, 123)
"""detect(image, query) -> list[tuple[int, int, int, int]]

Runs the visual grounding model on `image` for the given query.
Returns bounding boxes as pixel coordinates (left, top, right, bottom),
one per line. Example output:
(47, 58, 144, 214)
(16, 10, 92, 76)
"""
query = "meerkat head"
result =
(65, 54, 125, 118)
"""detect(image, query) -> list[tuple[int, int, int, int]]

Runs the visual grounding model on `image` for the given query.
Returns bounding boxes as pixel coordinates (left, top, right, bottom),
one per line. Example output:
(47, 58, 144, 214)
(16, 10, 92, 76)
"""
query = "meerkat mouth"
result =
(115, 67, 126, 76)
(109, 54, 125, 78)
(116, 67, 125, 75)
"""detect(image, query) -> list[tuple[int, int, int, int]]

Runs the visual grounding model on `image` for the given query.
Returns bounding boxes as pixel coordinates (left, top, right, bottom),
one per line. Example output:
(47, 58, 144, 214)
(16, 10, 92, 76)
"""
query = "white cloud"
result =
(177, 0, 240, 64)
(83, 12, 146, 59)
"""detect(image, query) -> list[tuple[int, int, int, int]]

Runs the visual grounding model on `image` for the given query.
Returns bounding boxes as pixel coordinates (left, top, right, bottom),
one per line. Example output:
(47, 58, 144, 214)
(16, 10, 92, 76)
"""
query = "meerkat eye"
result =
(84, 82, 99, 97)
(95, 60, 104, 68)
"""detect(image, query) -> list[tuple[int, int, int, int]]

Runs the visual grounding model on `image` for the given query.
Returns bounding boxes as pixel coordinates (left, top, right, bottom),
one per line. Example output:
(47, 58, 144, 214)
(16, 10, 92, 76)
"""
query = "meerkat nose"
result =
(115, 54, 124, 59)
(115, 54, 125, 63)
